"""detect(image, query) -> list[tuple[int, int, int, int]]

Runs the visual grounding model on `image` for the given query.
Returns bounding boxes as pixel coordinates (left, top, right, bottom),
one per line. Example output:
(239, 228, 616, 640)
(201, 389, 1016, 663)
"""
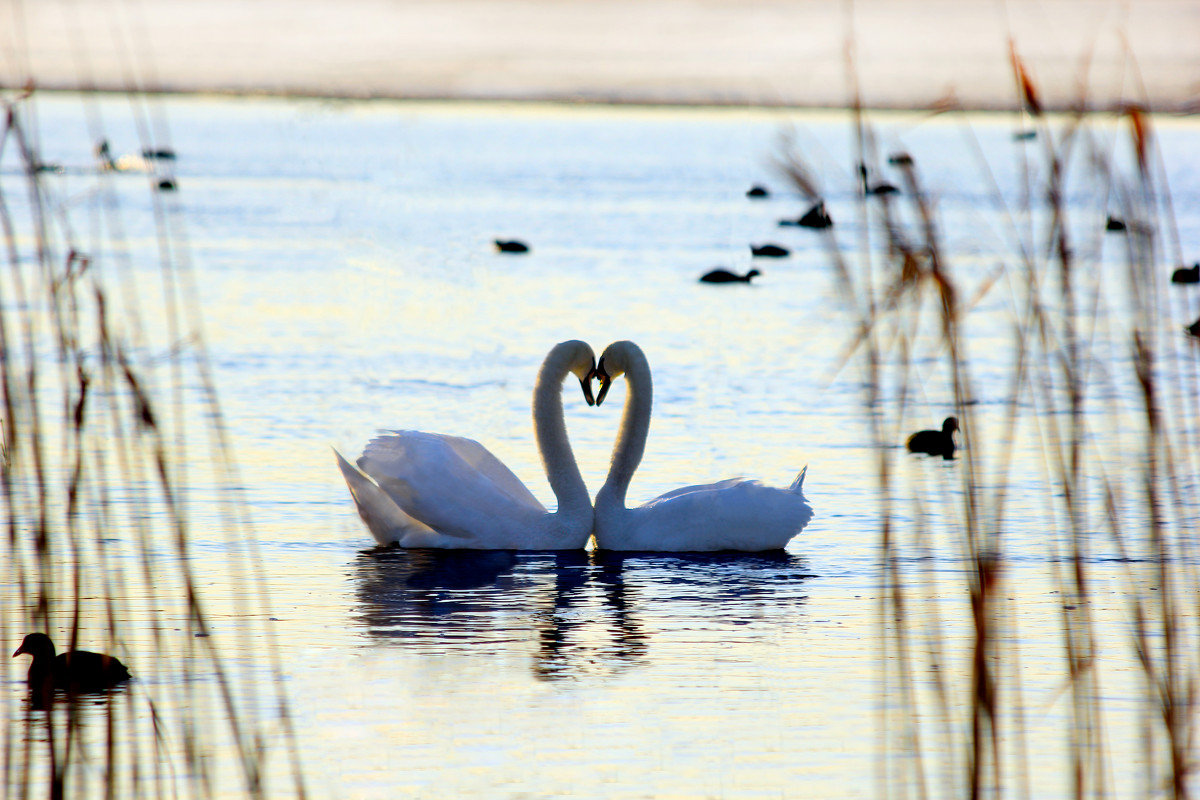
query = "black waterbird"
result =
(906, 417, 959, 459)
(700, 268, 760, 284)
(13, 633, 131, 706)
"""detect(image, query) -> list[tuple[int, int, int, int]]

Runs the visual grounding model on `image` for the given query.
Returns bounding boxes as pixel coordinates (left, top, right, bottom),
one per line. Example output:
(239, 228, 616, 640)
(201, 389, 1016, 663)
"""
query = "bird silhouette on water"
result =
(906, 417, 959, 459)
(859, 163, 898, 196)
(1171, 263, 1199, 284)
(495, 239, 530, 253)
(700, 268, 760, 284)
(14, 632, 131, 707)
(746, 185, 770, 198)
(751, 244, 789, 257)
(780, 201, 832, 229)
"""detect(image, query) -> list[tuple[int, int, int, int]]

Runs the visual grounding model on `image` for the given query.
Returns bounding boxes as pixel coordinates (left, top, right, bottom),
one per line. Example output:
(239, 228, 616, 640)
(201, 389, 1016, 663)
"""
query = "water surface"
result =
(4, 95, 1199, 799)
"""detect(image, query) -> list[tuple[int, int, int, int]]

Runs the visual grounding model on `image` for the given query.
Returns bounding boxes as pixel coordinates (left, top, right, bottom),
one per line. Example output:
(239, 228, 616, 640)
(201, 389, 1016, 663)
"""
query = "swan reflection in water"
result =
(353, 548, 814, 681)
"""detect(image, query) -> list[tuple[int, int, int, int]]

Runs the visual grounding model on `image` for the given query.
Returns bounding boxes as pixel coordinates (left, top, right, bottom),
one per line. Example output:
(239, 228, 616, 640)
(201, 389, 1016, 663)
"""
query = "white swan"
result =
(335, 340, 597, 549)
(592, 341, 812, 551)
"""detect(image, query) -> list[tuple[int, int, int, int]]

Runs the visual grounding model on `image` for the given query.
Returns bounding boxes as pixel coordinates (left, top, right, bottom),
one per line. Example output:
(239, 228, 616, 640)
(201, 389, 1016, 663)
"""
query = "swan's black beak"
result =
(595, 358, 613, 406)
(580, 365, 596, 407)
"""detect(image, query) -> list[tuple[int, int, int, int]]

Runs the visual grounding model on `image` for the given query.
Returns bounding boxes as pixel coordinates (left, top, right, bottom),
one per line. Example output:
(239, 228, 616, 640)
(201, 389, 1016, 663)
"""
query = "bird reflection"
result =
(353, 548, 814, 682)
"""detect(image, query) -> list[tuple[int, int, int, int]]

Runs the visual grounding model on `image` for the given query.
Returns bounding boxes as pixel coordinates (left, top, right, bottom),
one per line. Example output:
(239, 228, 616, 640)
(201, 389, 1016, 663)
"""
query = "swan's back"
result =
(601, 468, 811, 552)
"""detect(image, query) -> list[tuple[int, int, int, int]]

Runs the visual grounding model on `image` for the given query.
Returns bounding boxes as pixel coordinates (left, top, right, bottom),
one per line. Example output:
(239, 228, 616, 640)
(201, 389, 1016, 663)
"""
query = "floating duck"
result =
(1170, 263, 1199, 284)
(859, 163, 898, 196)
(906, 417, 959, 459)
(699, 268, 760, 284)
(746, 185, 770, 198)
(495, 240, 530, 253)
(13, 633, 131, 706)
(750, 244, 789, 257)
(779, 201, 833, 229)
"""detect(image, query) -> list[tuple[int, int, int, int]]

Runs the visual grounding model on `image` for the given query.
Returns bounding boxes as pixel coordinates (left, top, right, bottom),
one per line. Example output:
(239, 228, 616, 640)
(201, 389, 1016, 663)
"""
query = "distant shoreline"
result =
(8, 84, 1198, 117)
(5, 0, 1197, 115)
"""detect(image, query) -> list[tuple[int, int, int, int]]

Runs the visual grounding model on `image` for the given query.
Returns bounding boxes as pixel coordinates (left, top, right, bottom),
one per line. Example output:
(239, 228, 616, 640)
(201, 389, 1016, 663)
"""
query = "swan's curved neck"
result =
(600, 349, 652, 506)
(533, 353, 590, 513)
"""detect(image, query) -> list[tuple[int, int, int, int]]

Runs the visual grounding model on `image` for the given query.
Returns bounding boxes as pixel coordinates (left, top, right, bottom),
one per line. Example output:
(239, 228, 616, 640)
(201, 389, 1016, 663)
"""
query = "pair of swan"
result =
(336, 340, 812, 552)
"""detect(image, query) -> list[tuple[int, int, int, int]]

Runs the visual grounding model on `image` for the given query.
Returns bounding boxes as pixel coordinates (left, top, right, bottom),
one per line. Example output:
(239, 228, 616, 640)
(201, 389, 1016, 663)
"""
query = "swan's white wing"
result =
(334, 448, 444, 545)
(357, 431, 548, 541)
(370, 431, 543, 509)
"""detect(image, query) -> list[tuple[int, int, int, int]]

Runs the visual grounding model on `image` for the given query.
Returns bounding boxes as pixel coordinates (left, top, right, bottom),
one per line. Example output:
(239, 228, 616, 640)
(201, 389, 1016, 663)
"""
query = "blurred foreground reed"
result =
(784, 49, 1199, 800)
(1, 91, 305, 799)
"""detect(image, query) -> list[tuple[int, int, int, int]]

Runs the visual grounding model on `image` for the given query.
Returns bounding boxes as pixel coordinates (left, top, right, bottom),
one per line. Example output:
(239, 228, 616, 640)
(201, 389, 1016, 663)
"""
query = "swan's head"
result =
(594, 340, 643, 406)
(554, 340, 598, 407)
(943, 417, 959, 434)
(746, 269, 761, 280)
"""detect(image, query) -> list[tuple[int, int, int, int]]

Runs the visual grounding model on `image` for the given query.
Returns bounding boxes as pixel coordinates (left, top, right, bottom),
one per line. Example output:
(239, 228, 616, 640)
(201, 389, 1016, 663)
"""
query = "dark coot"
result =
(779, 201, 833, 229)
(906, 417, 959, 459)
(700, 268, 760, 284)
(746, 185, 770, 198)
(1105, 215, 1127, 232)
(859, 163, 898, 195)
(750, 244, 789, 257)
(1170, 263, 1199, 284)
(14, 632, 131, 702)
(495, 239, 530, 253)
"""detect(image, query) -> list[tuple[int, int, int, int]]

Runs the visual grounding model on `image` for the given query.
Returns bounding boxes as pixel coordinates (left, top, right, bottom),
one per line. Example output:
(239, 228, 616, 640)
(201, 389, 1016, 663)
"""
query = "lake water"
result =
(3, 94, 1199, 798)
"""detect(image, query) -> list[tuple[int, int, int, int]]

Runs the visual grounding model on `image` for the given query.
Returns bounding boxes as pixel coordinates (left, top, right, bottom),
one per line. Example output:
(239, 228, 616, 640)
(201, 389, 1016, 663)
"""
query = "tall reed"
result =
(783, 48, 1197, 800)
(1, 90, 305, 799)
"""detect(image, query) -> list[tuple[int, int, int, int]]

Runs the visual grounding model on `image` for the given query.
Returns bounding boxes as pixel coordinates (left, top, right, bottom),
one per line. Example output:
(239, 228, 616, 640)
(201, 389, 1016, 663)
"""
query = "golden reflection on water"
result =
(352, 549, 813, 682)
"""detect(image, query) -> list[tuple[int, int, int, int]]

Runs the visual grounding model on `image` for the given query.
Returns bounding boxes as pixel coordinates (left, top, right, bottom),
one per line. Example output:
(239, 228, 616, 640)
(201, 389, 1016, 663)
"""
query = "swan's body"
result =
(592, 341, 812, 552)
(336, 341, 596, 549)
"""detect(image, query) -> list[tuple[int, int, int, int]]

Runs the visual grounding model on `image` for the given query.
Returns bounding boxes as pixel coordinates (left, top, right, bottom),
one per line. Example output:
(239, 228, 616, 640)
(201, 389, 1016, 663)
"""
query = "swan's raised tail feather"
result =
(789, 465, 808, 493)
(333, 447, 440, 546)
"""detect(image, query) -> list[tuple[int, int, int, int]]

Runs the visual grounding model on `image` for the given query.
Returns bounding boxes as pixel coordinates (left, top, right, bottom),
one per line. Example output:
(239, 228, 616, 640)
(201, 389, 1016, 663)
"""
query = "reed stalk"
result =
(785, 46, 1198, 800)
(1, 90, 305, 800)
